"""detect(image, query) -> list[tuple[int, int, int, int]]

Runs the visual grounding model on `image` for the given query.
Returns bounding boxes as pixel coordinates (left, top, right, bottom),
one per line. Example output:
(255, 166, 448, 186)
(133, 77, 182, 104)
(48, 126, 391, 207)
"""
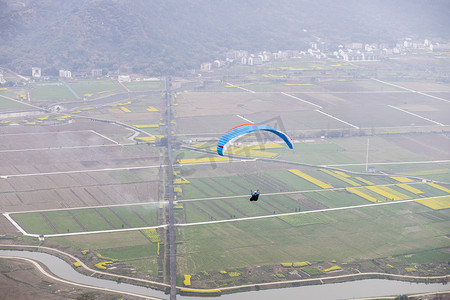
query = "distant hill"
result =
(1, 0, 449, 76)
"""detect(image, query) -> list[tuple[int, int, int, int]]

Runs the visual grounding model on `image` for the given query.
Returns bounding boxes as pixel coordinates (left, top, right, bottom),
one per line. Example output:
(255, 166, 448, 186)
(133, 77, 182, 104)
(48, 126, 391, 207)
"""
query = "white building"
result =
(91, 69, 102, 77)
(32, 67, 41, 78)
(247, 56, 263, 65)
(346, 43, 363, 50)
(200, 62, 212, 72)
(118, 75, 131, 82)
(59, 69, 72, 78)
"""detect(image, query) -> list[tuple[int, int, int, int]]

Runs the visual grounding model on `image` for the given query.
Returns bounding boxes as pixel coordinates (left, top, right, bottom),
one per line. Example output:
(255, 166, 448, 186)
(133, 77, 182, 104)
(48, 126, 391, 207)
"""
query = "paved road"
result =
(164, 78, 177, 299)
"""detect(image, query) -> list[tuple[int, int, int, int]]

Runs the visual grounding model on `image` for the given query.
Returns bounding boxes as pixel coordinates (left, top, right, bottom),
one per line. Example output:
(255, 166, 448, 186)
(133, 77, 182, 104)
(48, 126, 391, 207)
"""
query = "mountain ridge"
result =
(1, 0, 449, 76)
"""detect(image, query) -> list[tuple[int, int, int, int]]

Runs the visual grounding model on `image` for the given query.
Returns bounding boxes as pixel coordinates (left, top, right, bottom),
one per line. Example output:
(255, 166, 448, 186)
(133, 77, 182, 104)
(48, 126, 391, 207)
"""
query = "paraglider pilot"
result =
(250, 189, 260, 201)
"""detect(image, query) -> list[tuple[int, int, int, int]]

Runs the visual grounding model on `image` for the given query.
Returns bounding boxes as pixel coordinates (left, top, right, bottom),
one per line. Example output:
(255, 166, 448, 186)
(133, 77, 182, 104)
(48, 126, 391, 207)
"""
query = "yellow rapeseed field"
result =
(225, 146, 279, 158)
(416, 196, 450, 210)
(293, 261, 311, 267)
(136, 136, 155, 141)
(174, 178, 190, 184)
(289, 169, 333, 189)
(346, 187, 380, 203)
(183, 275, 191, 286)
(146, 106, 159, 112)
(426, 182, 450, 193)
(391, 176, 414, 183)
(397, 184, 423, 194)
(354, 177, 375, 185)
(323, 266, 342, 272)
(334, 171, 350, 178)
(141, 228, 161, 243)
(365, 186, 402, 201)
(377, 186, 410, 200)
(180, 288, 221, 294)
(178, 157, 235, 164)
(320, 169, 360, 186)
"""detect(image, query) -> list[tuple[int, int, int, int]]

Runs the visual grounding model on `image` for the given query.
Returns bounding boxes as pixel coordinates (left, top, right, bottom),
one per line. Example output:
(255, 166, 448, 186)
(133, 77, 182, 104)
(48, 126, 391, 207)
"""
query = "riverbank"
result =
(0, 244, 448, 299)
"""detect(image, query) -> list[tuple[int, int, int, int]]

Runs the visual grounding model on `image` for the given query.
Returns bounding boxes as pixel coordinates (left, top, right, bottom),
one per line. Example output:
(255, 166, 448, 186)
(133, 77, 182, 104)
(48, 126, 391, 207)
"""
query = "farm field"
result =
(0, 56, 449, 294)
(11, 203, 161, 235)
(177, 202, 449, 274)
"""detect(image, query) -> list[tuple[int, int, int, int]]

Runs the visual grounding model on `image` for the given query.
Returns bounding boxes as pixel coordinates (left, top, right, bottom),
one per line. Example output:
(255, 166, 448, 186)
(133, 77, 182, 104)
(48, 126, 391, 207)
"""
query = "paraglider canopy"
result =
(217, 123, 294, 156)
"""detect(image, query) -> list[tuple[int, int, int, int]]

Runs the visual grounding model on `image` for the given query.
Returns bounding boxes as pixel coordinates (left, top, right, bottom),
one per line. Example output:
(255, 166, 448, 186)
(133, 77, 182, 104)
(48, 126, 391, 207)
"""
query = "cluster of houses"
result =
(30, 67, 103, 80)
(200, 38, 450, 71)
(24, 37, 450, 80)
(28, 67, 158, 83)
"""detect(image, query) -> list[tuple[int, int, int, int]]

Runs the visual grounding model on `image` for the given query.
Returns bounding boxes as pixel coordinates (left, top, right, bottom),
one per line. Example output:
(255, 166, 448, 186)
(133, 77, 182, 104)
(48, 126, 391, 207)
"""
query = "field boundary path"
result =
(388, 105, 446, 126)
(371, 78, 450, 103)
(0, 94, 47, 112)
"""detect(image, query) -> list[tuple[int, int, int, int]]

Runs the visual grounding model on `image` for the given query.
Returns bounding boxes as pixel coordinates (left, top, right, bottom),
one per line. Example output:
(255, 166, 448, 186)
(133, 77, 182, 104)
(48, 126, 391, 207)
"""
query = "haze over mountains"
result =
(1, 0, 449, 76)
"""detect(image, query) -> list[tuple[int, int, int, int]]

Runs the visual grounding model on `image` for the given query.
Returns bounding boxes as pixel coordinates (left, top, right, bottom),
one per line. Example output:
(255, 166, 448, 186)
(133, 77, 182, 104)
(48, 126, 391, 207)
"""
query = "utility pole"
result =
(365, 138, 370, 172)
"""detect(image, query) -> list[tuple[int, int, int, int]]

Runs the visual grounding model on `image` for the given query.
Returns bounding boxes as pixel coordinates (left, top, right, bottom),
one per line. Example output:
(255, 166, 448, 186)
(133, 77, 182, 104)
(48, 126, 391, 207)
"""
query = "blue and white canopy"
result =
(217, 123, 294, 156)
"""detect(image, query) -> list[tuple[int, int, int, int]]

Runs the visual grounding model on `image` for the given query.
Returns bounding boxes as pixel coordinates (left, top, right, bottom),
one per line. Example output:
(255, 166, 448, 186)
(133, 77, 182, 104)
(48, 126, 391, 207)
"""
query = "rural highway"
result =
(164, 78, 178, 299)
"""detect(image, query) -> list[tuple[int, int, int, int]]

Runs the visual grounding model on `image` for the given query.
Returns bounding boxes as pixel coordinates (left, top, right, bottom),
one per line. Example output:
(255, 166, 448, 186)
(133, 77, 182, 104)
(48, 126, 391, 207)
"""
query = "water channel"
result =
(0, 250, 448, 300)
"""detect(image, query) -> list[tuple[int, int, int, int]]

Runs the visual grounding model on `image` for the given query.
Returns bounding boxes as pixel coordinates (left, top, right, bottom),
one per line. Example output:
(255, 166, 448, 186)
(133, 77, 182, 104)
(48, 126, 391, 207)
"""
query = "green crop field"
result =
(11, 212, 54, 234)
(101, 243, 158, 260)
(70, 209, 112, 231)
(177, 202, 449, 274)
(10, 204, 161, 235)
(44, 210, 84, 233)
(122, 80, 161, 91)
(29, 83, 77, 103)
(67, 80, 123, 96)
(95, 207, 130, 229)
(0, 96, 32, 110)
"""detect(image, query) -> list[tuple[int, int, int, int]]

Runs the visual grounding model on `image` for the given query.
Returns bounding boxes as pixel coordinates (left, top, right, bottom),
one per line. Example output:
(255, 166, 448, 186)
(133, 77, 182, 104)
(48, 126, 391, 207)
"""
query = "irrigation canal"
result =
(0, 250, 448, 300)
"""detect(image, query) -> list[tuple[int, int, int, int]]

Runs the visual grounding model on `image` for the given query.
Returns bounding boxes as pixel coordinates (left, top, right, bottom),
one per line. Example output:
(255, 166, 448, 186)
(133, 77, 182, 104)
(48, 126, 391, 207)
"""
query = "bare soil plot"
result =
(394, 101, 450, 125)
(176, 114, 245, 134)
(383, 81, 450, 92)
(87, 108, 163, 124)
(319, 79, 404, 93)
(176, 92, 312, 117)
(0, 118, 133, 143)
(1, 179, 160, 212)
(309, 91, 429, 107)
(7, 175, 57, 191)
(383, 134, 450, 160)
(176, 109, 350, 135)
(0, 118, 162, 214)
(244, 110, 355, 131)
(0, 131, 114, 151)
